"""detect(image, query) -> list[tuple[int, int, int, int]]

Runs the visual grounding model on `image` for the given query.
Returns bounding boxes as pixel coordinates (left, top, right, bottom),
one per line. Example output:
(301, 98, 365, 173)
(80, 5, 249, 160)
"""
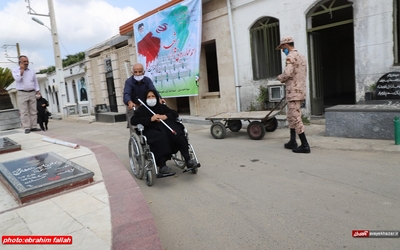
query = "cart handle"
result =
(262, 97, 287, 121)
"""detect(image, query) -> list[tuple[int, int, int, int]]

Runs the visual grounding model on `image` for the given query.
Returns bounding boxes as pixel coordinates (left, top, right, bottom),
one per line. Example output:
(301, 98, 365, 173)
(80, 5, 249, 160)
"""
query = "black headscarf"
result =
(142, 89, 162, 113)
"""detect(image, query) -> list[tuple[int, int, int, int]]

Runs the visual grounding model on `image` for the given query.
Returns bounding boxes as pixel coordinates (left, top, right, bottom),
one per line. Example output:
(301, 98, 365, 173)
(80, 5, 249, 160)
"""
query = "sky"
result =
(0, 0, 172, 71)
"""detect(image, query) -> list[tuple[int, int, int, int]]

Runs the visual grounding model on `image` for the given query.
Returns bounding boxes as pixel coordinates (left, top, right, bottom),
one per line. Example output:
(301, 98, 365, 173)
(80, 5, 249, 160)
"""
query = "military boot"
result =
(292, 133, 310, 153)
(284, 129, 298, 149)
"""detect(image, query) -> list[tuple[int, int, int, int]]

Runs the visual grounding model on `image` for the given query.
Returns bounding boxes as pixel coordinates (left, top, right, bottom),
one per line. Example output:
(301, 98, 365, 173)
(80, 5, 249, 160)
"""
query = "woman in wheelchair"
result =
(131, 89, 199, 174)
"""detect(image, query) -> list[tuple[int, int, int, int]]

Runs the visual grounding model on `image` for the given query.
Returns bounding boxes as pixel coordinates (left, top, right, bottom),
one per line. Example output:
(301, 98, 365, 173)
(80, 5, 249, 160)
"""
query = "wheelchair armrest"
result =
(137, 124, 144, 131)
(131, 124, 144, 137)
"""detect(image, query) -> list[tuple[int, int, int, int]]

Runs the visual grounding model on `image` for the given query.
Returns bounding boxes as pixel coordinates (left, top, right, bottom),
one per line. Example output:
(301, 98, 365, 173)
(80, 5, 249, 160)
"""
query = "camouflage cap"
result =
(276, 36, 294, 50)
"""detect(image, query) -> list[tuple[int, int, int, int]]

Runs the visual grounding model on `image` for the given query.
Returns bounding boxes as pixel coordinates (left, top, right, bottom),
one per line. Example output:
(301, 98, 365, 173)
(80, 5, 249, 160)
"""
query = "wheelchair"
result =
(128, 121, 200, 186)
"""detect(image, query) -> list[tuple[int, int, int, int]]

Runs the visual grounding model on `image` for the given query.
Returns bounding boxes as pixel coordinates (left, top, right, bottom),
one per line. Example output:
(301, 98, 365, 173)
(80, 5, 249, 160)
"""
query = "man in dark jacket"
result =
(123, 63, 163, 131)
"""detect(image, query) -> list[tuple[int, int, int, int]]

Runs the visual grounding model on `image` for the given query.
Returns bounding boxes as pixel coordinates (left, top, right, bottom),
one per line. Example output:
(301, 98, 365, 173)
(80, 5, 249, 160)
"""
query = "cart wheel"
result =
(247, 121, 266, 140)
(146, 170, 153, 186)
(210, 122, 226, 139)
(263, 117, 278, 132)
(227, 120, 242, 132)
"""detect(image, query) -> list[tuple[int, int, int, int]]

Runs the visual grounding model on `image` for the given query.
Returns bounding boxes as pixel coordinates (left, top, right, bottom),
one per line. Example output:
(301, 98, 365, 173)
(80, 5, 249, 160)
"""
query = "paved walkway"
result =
(0, 126, 161, 250)
(0, 115, 399, 250)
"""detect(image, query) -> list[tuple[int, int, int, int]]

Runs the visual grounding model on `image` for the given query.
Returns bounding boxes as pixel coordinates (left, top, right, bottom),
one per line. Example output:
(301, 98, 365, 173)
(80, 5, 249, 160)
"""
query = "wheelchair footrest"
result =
(183, 163, 201, 173)
(156, 172, 176, 178)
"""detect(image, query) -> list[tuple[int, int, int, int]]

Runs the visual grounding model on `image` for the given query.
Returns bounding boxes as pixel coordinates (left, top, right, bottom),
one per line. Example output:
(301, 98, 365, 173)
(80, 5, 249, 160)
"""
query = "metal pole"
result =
(226, 0, 241, 112)
(47, 0, 66, 118)
(16, 43, 20, 57)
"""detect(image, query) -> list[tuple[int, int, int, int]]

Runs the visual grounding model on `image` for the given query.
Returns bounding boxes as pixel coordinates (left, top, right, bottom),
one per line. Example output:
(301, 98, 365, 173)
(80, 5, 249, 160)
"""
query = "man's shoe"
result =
(160, 166, 171, 174)
(292, 145, 311, 154)
(25, 129, 30, 134)
(30, 128, 41, 132)
(292, 133, 310, 153)
(284, 140, 298, 149)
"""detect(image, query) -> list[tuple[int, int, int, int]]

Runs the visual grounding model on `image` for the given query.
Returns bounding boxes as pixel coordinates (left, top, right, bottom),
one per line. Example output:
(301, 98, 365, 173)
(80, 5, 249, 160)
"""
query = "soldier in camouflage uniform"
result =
(276, 37, 310, 153)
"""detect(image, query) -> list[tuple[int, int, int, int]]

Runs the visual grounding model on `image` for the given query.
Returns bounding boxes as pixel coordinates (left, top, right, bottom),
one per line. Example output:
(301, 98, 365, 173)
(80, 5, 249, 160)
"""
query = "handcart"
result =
(205, 98, 286, 140)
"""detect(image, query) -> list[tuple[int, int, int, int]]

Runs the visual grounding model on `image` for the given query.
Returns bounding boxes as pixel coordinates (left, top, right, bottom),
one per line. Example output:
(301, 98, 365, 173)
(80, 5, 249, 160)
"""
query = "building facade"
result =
(46, 62, 90, 116)
(44, 0, 398, 118)
(228, 0, 400, 116)
(115, 0, 400, 118)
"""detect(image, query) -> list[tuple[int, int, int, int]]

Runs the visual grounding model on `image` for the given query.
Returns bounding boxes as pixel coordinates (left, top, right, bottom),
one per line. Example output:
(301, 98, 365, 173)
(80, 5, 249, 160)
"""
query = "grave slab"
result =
(0, 152, 94, 204)
(325, 104, 400, 139)
(0, 137, 21, 154)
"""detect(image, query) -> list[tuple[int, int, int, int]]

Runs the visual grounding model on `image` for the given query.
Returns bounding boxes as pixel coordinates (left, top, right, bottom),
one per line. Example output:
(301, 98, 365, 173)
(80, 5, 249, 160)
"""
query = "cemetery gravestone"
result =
(376, 72, 400, 100)
(0, 137, 21, 154)
(0, 152, 94, 203)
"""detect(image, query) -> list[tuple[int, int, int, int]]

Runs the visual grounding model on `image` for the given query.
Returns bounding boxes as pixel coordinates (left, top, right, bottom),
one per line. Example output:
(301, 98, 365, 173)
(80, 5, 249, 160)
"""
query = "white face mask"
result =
(146, 98, 157, 107)
(35, 95, 41, 99)
(134, 75, 144, 81)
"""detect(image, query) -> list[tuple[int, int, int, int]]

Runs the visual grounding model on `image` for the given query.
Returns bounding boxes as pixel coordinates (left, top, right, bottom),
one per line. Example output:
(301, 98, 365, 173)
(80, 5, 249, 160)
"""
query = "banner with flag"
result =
(133, 0, 202, 97)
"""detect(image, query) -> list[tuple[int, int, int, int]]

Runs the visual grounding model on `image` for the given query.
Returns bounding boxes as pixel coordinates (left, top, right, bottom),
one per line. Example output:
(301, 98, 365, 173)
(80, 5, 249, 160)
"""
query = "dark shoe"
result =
(30, 128, 41, 132)
(292, 145, 311, 153)
(284, 129, 297, 149)
(292, 133, 310, 154)
(186, 159, 200, 169)
(25, 129, 30, 134)
(284, 140, 298, 149)
(160, 166, 171, 174)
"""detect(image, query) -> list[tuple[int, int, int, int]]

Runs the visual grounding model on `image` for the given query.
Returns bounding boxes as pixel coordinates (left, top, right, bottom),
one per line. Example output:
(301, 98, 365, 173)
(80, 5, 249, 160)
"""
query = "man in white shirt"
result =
(11, 55, 41, 134)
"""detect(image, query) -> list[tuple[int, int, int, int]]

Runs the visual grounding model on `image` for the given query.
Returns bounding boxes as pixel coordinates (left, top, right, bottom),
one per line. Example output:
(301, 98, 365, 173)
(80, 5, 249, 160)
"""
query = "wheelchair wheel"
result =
(227, 120, 242, 132)
(188, 144, 199, 174)
(145, 170, 153, 186)
(128, 134, 145, 179)
(247, 121, 266, 140)
(210, 122, 226, 139)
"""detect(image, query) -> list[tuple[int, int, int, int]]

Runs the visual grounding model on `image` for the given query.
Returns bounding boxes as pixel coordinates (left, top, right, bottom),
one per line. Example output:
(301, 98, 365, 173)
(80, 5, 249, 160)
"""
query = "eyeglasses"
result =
(133, 71, 143, 74)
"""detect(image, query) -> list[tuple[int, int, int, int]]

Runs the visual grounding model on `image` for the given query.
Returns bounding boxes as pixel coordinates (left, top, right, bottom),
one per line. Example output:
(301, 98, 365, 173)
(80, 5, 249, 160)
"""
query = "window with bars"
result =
(250, 17, 282, 80)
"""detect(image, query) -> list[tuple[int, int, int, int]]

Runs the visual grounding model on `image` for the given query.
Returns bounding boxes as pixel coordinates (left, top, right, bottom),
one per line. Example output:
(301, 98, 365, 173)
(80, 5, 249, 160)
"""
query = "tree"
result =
(0, 67, 15, 110)
(37, 51, 86, 74)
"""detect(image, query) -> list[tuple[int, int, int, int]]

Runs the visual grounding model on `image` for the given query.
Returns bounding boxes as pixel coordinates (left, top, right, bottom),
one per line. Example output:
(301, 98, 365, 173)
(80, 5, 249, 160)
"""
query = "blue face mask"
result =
(283, 48, 289, 56)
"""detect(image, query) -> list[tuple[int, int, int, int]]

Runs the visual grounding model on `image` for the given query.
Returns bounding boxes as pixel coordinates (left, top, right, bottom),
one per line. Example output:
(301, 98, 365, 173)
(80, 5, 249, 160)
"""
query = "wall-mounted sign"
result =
(376, 72, 400, 100)
(105, 58, 112, 73)
(133, 0, 202, 98)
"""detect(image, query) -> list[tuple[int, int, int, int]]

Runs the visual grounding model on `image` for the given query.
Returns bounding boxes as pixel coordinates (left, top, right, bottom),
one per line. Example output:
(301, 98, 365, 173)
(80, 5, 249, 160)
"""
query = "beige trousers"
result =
(287, 100, 304, 134)
(17, 91, 37, 129)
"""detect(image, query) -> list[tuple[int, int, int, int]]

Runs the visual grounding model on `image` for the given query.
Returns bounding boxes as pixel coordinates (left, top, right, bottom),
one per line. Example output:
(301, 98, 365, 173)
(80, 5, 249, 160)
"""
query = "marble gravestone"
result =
(376, 72, 400, 100)
(0, 152, 94, 204)
(0, 137, 21, 154)
(326, 72, 400, 139)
